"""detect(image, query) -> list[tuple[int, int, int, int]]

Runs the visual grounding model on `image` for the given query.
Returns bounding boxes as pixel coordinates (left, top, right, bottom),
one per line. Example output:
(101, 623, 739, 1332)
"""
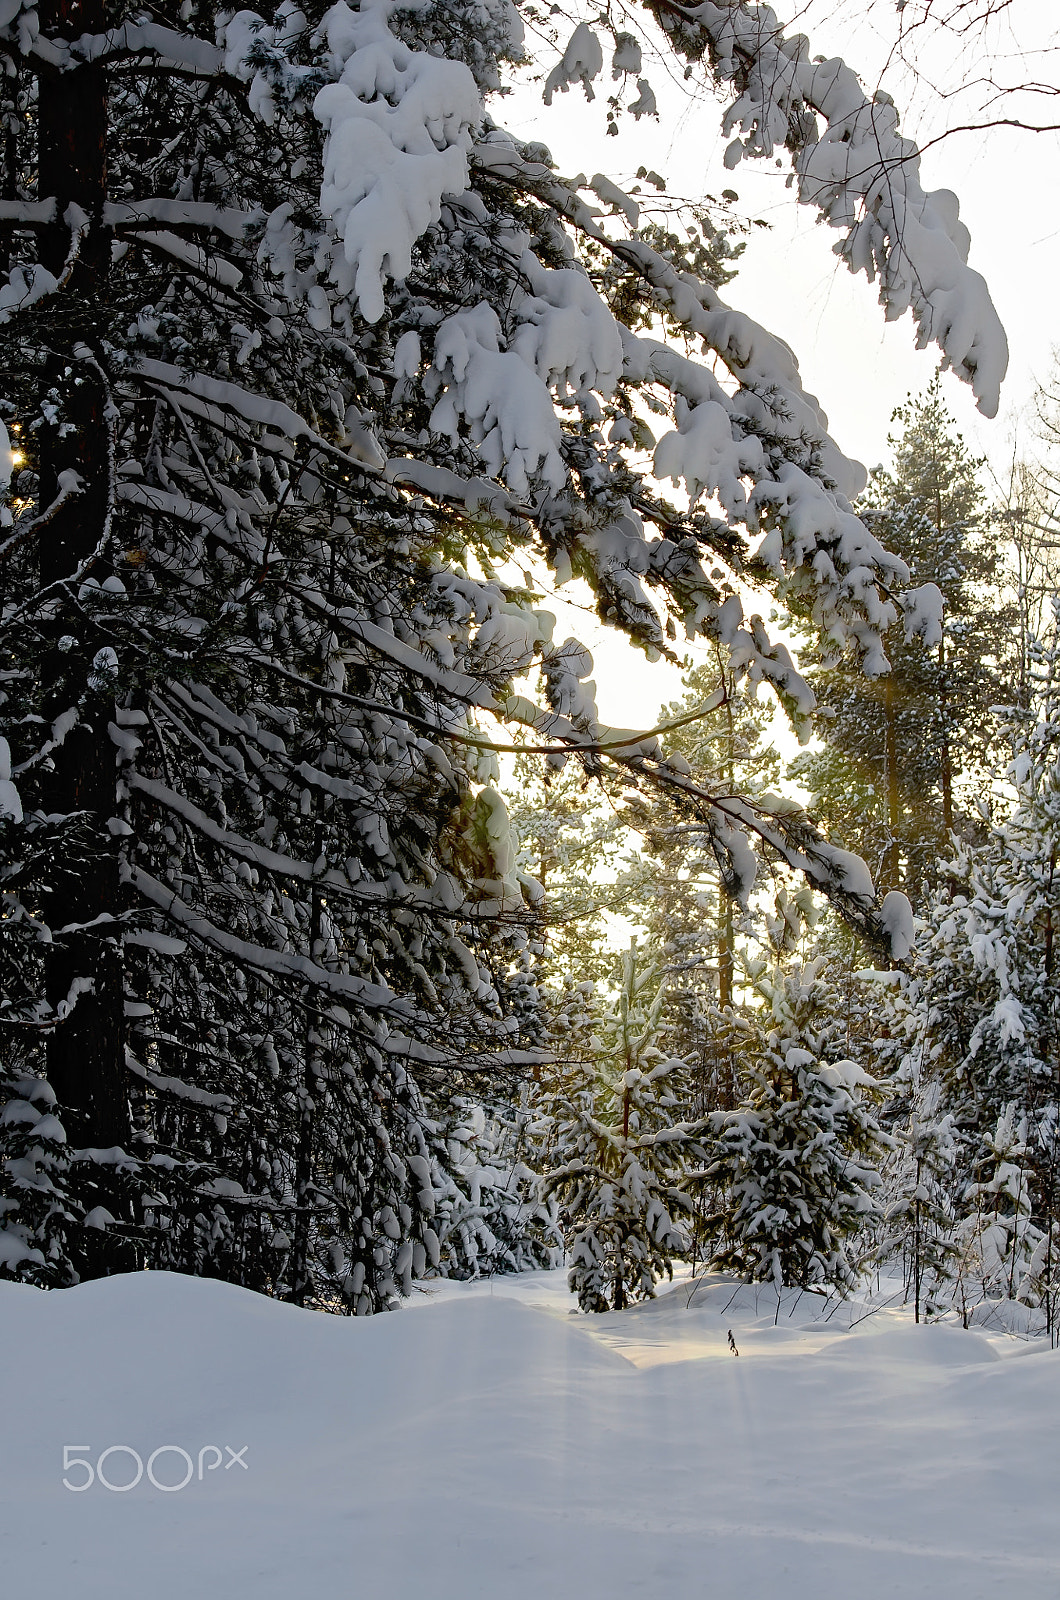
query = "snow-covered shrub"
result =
(955, 1107, 1045, 1315)
(878, 1078, 960, 1320)
(0, 1066, 78, 1286)
(434, 1091, 562, 1278)
(707, 960, 889, 1293)
(541, 945, 704, 1311)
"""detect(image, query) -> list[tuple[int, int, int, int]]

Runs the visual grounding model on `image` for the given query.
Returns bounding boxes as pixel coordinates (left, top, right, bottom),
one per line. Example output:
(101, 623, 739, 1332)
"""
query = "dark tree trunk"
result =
(932, 483, 954, 841)
(718, 663, 736, 1098)
(290, 817, 326, 1306)
(37, 0, 132, 1275)
(0, 78, 18, 280)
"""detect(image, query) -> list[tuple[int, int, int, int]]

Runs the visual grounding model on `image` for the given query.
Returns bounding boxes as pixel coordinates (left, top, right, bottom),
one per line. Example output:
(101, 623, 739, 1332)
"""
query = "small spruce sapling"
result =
(541, 942, 703, 1312)
(957, 1106, 1044, 1313)
(706, 960, 889, 1293)
(880, 1078, 959, 1321)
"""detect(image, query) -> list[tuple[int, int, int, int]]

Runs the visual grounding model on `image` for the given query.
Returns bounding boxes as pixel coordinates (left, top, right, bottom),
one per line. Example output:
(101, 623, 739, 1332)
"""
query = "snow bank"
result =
(2, 1268, 1058, 1598)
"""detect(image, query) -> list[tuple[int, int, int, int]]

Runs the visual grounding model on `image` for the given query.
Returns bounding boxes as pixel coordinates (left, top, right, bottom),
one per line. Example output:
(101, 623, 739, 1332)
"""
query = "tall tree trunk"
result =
(882, 673, 901, 894)
(0, 72, 18, 280)
(912, 1159, 922, 1325)
(290, 815, 326, 1306)
(937, 649, 953, 836)
(718, 660, 736, 1100)
(934, 476, 954, 842)
(718, 896, 734, 1008)
(37, 0, 131, 1275)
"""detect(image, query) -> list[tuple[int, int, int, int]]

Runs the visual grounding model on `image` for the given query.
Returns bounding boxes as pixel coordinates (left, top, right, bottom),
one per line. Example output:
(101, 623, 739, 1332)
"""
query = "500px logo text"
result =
(62, 1444, 249, 1491)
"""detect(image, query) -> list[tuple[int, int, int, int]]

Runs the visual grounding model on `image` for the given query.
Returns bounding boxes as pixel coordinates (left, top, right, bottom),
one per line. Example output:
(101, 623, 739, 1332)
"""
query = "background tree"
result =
(620, 649, 800, 1120)
(705, 958, 889, 1294)
(540, 940, 704, 1311)
(875, 612, 1060, 1320)
(507, 738, 633, 991)
(796, 379, 1016, 900)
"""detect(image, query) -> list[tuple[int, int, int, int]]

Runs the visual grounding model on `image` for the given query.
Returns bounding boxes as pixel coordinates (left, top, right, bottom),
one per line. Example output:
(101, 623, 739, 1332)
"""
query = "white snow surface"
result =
(4, 1266, 1059, 1597)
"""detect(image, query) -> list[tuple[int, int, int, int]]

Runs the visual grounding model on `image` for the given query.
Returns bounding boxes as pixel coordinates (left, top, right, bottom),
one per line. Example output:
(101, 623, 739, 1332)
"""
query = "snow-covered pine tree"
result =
(706, 958, 889, 1293)
(879, 1076, 959, 1321)
(0, 0, 1004, 1302)
(541, 941, 704, 1311)
(434, 1088, 561, 1278)
(877, 613, 1060, 1317)
(0, 0, 551, 1301)
(795, 379, 1015, 900)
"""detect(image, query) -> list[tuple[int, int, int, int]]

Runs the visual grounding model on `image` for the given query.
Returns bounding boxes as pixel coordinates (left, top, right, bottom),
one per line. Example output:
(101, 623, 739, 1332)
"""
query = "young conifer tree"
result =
(877, 610, 1060, 1315)
(706, 959, 889, 1293)
(957, 1105, 1044, 1314)
(879, 1077, 959, 1321)
(540, 941, 704, 1311)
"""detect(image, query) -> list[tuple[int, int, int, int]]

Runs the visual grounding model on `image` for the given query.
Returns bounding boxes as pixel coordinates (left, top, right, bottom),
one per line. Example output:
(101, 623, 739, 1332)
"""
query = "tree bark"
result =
(718, 896, 734, 1010)
(37, 0, 131, 1275)
(882, 672, 901, 894)
(938, 644, 954, 838)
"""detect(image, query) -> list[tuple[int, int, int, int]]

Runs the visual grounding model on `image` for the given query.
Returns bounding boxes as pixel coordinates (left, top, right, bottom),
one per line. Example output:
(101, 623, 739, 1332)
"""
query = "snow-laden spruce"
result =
(706, 959, 889, 1292)
(0, 0, 999, 1301)
(875, 613, 1060, 1326)
(539, 944, 705, 1311)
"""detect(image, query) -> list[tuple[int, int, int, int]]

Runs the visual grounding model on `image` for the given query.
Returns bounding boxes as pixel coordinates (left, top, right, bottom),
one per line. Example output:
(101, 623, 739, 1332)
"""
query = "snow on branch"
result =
(543, 21, 604, 105)
(622, 752, 911, 960)
(480, 140, 910, 674)
(0, 8, 224, 72)
(649, 0, 1008, 415)
(307, 0, 482, 324)
(0, 736, 22, 824)
(104, 200, 265, 236)
(131, 357, 385, 470)
(69, 20, 222, 74)
(125, 863, 416, 1018)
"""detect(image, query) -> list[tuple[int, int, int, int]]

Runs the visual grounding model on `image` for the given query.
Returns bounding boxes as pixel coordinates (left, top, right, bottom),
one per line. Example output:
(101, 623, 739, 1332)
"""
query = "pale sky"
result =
(499, 2, 1060, 732)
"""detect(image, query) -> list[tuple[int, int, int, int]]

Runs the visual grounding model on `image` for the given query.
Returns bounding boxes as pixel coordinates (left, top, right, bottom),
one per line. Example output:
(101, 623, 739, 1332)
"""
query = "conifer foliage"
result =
(798, 380, 1015, 898)
(541, 943, 703, 1312)
(877, 613, 1060, 1321)
(706, 960, 888, 1292)
(0, 0, 1004, 1305)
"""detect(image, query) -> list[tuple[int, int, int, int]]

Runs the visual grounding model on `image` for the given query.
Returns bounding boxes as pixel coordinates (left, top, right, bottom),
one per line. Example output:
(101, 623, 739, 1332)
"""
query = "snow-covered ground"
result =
(3, 1267, 1058, 1598)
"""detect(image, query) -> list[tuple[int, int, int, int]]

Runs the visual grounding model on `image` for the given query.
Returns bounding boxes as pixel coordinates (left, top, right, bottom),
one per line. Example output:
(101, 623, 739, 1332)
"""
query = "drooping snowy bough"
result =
(0, 0, 1005, 1301)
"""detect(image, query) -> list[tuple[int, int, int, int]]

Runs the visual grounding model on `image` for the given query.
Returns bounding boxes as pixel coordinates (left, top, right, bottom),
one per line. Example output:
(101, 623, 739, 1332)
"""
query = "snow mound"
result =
(817, 1323, 1000, 1366)
(967, 1297, 1048, 1337)
(3, 1268, 1059, 1598)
